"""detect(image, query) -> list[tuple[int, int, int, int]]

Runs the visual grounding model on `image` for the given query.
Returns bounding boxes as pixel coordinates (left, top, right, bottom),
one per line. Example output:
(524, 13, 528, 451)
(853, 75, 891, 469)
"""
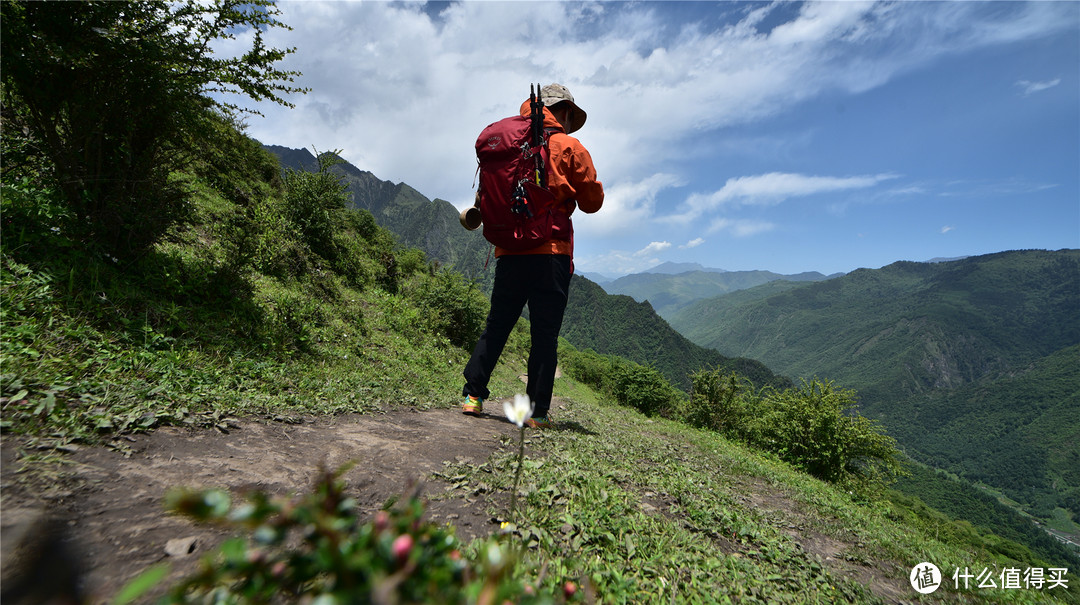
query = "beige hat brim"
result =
(541, 86, 588, 133)
(564, 103, 587, 134)
(544, 99, 587, 134)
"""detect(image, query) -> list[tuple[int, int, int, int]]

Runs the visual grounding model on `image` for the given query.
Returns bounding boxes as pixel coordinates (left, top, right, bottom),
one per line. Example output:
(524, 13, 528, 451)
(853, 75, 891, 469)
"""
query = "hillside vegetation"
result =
(670, 251, 1080, 523)
(267, 145, 496, 291)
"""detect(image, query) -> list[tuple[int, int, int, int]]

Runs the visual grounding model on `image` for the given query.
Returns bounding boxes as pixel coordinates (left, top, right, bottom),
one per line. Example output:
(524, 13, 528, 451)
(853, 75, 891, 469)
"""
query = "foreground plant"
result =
(157, 465, 565, 604)
(504, 393, 533, 523)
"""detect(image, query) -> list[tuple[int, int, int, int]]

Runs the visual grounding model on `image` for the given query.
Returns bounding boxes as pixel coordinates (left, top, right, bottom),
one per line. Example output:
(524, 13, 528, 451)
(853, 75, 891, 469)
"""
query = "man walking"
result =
(462, 83, 604, 428)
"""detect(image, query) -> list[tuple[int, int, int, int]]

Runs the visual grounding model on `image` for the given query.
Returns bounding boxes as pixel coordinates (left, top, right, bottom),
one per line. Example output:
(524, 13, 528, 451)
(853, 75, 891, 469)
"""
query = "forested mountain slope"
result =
(670, 249, 1080, 518)
(562, 275, 791, 392)
(265, 145, 494, 289)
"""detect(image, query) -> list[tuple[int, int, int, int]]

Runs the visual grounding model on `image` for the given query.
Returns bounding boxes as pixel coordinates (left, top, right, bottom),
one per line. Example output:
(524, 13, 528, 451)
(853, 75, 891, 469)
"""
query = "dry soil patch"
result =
(1, 402, 533, 603)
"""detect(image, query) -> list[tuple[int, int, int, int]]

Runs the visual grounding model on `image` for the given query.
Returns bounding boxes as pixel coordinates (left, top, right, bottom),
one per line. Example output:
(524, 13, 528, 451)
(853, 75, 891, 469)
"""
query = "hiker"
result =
(461, 83, 604, 428)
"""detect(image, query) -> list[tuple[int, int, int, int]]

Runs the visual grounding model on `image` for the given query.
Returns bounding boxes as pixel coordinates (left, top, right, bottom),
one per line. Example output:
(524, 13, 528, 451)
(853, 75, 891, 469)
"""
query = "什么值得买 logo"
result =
(910, 562, 1070, 594)
(910, 562, 942, 594)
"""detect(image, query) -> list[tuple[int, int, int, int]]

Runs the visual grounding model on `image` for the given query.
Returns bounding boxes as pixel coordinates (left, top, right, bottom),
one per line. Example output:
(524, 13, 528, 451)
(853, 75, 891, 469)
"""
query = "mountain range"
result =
(599, 264, 842, 319)
(669, 249, 1080, 519)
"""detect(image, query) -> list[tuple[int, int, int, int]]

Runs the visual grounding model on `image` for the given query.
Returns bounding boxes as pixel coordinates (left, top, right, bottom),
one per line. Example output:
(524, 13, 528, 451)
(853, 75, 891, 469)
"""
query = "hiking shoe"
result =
(525, 416, 553, 429)
(462, 395, 483, 416)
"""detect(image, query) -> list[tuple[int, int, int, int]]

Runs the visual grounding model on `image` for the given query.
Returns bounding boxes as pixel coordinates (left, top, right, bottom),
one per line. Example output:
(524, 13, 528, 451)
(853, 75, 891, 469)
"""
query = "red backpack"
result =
(473, 86, 571, 251)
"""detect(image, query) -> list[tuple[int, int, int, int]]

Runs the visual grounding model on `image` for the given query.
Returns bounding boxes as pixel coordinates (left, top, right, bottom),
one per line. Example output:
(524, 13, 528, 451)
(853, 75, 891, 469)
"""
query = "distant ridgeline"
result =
(668, 249, 1080, 521)
(599, 263, 844, 320)
(263, 145, 792, 394)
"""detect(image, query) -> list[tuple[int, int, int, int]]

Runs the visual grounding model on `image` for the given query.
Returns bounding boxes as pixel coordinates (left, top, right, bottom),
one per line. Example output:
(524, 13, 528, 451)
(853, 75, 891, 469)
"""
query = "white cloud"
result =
(576, 172, 683, 238)
(576, 249, 648, 277)
(681, 237, 705, 249)
(215, 1, 1074, 223)
(1016, 78, 1062, 96)
(941, 226, 954, 234)
(666, 172, 898, 224)
(708, 218, 776, 238)
(938, 178, 1060, 198)
(635, 241, 672, 256)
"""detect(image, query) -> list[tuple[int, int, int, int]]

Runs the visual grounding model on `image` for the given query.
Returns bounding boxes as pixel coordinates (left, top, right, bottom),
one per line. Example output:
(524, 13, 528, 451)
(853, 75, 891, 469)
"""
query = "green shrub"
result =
(683, 369, 747, 435)
(561, 347, 684, 417)
(608, 359, 683, 418)
(224, 192, 311, 280)
(405, 270, 487, 349)
(0, 178, 75, 258)
(343, 206, 380, 242)
(327, 231, 379, 290)
(560, 347, 612, 394)
(745, 379, 903, 491)
(281, 151, 350, 264)
(261, 285, 327, 353)
(396, 247, 428, 277)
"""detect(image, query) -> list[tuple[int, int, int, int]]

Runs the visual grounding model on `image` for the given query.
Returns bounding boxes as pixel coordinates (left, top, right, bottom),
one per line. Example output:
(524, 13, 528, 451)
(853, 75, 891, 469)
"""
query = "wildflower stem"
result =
(510, 426, 525, 521)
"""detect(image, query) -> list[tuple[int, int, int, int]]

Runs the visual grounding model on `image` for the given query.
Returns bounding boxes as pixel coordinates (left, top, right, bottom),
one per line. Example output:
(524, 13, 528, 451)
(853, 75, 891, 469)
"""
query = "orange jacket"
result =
(494, 101, 604, 258)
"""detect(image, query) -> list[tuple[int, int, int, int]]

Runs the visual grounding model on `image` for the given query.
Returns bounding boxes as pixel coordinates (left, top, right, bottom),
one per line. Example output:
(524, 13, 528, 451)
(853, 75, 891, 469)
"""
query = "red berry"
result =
(392, 534, 413, 564)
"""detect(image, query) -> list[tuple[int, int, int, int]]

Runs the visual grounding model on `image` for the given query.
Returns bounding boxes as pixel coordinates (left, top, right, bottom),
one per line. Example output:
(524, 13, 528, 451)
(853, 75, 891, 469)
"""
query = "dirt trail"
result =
(2, 393, 918, 604)
(1, 401, 533, 604)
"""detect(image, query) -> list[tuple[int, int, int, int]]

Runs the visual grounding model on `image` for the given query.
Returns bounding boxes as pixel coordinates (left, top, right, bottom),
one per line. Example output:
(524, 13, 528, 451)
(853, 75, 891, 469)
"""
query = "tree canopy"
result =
(1, 0, 307, 258)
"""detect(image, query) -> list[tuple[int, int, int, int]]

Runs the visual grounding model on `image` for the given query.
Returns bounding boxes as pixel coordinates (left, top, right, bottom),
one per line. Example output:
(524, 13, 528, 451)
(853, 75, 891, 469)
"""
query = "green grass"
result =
(0, 168, 520, 447)
(1, 255, 528, 445)
(436, 378, 1076, 603)
(1047, 509, 1080, 536)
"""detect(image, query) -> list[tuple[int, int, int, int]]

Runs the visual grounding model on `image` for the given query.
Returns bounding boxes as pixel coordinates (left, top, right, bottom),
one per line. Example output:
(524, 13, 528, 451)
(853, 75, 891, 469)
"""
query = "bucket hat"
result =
(540, 83, 587, 134)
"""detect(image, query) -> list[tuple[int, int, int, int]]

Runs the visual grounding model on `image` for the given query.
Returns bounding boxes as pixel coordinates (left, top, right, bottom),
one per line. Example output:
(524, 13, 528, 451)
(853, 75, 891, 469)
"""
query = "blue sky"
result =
(218, 1, 1079, 277)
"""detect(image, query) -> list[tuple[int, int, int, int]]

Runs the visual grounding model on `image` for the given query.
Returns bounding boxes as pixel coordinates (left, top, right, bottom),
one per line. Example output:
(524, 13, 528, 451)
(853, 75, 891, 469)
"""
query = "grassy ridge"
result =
(444, 378, 1077, 603)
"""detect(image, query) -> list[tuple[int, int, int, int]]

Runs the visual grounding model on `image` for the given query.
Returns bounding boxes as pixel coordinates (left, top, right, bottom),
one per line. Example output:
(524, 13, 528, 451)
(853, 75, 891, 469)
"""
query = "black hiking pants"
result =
(462, 254, 572, 419)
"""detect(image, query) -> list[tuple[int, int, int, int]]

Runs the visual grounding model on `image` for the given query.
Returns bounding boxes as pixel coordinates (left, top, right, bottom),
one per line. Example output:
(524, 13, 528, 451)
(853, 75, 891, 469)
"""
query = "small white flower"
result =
(503, 394, 533, 428)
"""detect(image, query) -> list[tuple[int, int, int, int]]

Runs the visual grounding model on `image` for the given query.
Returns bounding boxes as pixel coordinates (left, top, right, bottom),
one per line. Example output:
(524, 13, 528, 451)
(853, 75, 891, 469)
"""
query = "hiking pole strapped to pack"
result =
(530, 83, 546, 188)
(512, 83, 546, 217)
